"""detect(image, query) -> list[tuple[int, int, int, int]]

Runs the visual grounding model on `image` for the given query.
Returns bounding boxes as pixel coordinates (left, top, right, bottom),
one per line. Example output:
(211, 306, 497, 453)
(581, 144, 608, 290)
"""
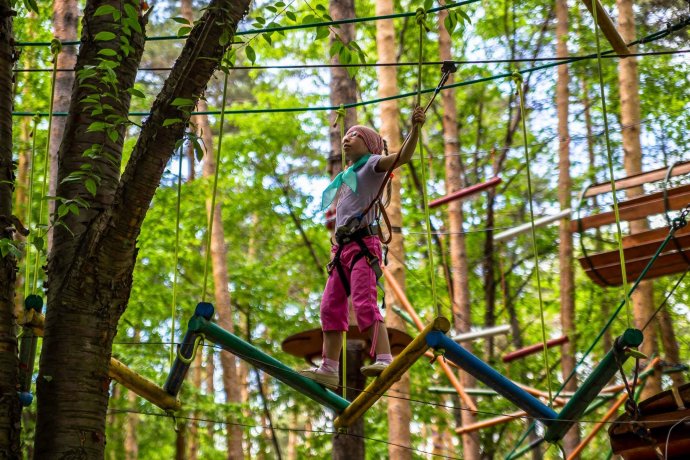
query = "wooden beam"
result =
(584, 161, 690, 198)
(429, 176, 501, 208)
(571, 183, 690, 232)
(18, 311, 181, 412)
(502, 336, 569, 363)
(580, 0, 630, 55)
(382, 266, 477, 412)
(333, 317, 450, 429)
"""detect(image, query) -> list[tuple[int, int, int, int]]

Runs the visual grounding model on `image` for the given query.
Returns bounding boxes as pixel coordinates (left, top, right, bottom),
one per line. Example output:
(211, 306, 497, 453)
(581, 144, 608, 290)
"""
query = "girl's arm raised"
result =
(375, 106, 426, 172)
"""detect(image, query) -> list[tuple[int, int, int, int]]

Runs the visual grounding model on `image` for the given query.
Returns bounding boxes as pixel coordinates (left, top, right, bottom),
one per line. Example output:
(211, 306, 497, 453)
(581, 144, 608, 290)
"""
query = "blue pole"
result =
(426, 331, 558, 424)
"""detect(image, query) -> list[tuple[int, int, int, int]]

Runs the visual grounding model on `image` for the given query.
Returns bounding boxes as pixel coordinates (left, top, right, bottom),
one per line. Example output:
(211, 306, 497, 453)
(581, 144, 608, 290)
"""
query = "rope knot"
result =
(415, 8, 430, 32)
(511, 71, 523, 85)
(332, 104, 346, 127)
(50, 38, 62, 56)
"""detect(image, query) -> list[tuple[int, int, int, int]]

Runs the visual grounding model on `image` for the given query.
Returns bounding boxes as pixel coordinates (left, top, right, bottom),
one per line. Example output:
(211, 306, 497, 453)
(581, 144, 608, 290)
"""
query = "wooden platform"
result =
(609, 382, 690, 459)
(573, 162, 690, 286)
(579, 223, 690, 286)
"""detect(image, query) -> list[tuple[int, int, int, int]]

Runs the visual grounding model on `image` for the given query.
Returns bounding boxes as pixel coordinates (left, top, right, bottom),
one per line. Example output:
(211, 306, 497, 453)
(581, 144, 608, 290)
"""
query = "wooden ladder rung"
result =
(584, 161, 690, 198)
(580, 252, 690, 286)
(571, 183, 690, 232)
(622, 225, 690, 248)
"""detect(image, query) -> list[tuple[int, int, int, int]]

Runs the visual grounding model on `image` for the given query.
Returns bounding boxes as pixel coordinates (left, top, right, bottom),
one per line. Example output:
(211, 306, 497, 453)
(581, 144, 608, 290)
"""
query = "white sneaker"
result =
(360, 361, 389, 377)
(298, 368, 339, 390)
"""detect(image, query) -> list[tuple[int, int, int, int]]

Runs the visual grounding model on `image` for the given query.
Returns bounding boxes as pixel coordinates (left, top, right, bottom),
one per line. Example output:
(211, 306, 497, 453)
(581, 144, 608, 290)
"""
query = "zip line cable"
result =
(13, 0, 479, 48)
(11, 17, 690, 118)
(11, 49, 690, 73)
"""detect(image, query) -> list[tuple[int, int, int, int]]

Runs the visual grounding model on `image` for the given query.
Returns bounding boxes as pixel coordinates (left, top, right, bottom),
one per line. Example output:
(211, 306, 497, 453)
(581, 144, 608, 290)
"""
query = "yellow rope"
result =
(24, 116, 40, 299)
(415, 8, 440, 318)
(512, 71, 554, 407)
(591, 2, 631, 325)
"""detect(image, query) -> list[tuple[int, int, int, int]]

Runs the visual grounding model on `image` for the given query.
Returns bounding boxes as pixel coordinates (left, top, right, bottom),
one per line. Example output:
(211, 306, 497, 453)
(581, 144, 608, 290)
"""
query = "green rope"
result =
(592, 0, 631, 325)
(414, 8, 440, 318)
(13, 1, 480, 47)
(171, 143, 184, 367)
(23, 116, 40, 299)
(31, 39, 61, 293)
(201, 68, 231, 303)
(511, 71, 553, 407)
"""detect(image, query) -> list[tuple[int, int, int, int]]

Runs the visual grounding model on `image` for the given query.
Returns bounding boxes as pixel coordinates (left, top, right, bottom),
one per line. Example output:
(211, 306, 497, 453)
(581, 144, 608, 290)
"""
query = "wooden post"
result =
(333, 339, 366, 460)
(580, 0, 630, 55)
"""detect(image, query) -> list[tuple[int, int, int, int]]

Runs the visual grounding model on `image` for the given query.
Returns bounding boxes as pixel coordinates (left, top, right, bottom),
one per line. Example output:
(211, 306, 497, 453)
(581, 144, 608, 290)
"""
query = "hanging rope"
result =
(333, 103, 347, 399)
(512, 71, 554, 407)
(201, 66, 231, 302)
(592, 1, 631, 325)
(31, 39, 61, 293)
(414, 8, 440, 318)
(23, 116, 40, 299)
(170, 143, 184, 367)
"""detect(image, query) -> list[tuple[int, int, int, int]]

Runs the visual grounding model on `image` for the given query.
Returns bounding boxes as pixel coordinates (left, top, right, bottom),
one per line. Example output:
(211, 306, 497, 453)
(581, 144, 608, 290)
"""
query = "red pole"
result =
(502, 335, 569, 363)
(429, 176, 501, 208)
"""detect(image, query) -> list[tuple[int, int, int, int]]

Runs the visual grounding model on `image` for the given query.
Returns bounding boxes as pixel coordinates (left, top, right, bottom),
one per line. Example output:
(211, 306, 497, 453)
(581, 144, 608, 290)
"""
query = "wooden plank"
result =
(580, 252, 690, 286)
(584, 161, 690, 198)
(622, 225, 690, 248)
(571, 183, 690, 232)
(580, 0, 630, 55)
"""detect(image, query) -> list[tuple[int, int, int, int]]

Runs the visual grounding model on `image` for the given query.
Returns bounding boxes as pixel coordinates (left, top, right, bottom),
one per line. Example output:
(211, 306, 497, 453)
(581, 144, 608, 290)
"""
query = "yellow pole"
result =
(333, 317, 450, 429)
(19, 311, 181, 412)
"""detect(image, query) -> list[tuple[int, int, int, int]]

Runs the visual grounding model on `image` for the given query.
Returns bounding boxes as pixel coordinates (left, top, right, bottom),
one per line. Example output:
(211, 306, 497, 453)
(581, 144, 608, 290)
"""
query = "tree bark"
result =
(198, 97, 244, 459)
(328, 0, 357, 179)
(0, 0, 20, 456)
(376, 2, 411, 457)
(35, 0, 251, 456)
(555, 0, 580, 455)
(48, 0, 78, 250)
(616, 0, 661, 399)
(437, 6, 479, 459)
(124, 389, 139, 460)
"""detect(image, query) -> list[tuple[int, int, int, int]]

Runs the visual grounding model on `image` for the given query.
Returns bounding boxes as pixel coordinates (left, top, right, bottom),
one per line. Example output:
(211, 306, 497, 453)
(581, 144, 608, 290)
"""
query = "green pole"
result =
(543, 328, 643, 442)
(190, 317, 350, 413)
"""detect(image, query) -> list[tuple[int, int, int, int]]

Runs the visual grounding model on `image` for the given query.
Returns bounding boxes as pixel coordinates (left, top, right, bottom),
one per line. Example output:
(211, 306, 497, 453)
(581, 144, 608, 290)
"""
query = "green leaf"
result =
(85, 179, 98, 196)
(171, 97, 194, 107)
(162, 118, 183, 127)
(0, 238, 21, 258)
(87, 122, 106, 133)
(57, 204, 70, 218)
(124, 3, 137, 19)
(245, 45, 256, 64)
(68, 204, 80, 216)
(315, 27, 329, 40)
(459, 10, 471, 23)
(444, 13, 457, 36)
(192, 137, 205, 161)
(94, 31, 116, 41)
(107, 129, 119, 143)
(286, 11, 296, 22)
(94, 5, 118, 17)
(177, 26, 192, 37)
(23, 0, 38, 14)
(98, 48, 118, 57)
(172, 17, 191, 25)
(128, 88, 146, 98)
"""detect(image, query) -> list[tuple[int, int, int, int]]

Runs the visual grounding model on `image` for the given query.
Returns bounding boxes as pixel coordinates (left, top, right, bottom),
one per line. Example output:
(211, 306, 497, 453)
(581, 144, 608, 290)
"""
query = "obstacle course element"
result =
(452, 324, 510, 343)
(580, 0, 630, 55)
(573, 161, 690, 286)
(166, 304, 349, 413)
(21, 308, 181, 411)
(429, 176, 501, 208)
(609, 381, 690, 460)
(333, 317, 450, 429)
(502, 336, 569, 363)
(17, 295, 43, 406)
(494, 209, 571, 243)
(425, 327, 643, 442)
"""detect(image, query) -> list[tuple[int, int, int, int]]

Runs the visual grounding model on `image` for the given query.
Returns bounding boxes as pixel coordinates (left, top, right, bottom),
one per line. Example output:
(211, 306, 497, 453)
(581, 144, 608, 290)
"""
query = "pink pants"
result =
(320, 235, 383, 332)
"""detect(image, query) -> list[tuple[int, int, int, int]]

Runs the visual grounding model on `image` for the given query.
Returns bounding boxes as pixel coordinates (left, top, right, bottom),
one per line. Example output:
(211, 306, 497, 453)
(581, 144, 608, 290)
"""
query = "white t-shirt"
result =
(335, 155, 387, 228)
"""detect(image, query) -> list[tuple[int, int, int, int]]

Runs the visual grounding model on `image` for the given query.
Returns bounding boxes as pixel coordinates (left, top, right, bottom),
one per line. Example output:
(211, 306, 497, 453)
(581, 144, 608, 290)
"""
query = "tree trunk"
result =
(332, 340, 366, 460)
(556, 0, 580, 455)
(35, 0, 251, 456)
(189, 353, 202, 460)
(376, 2, 411, 457)
(328, 0, 357, 179)
(616, 0, 661, 399)
(195, 98, 244, 458)
(0, 0, 20, 456)
(125, 389, 139, 460)
(437, 6, 479, 459)
(48, 0, 78, 250)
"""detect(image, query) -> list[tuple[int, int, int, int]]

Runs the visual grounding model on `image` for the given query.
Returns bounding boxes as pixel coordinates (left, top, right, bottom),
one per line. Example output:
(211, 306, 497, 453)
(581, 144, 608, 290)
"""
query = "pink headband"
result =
(346, 125, 384, 155)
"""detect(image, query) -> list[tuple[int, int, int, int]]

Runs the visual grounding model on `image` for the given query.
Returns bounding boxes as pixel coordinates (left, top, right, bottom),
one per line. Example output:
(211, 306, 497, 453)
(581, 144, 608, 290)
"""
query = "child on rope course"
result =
(299, 107, 426, 389)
